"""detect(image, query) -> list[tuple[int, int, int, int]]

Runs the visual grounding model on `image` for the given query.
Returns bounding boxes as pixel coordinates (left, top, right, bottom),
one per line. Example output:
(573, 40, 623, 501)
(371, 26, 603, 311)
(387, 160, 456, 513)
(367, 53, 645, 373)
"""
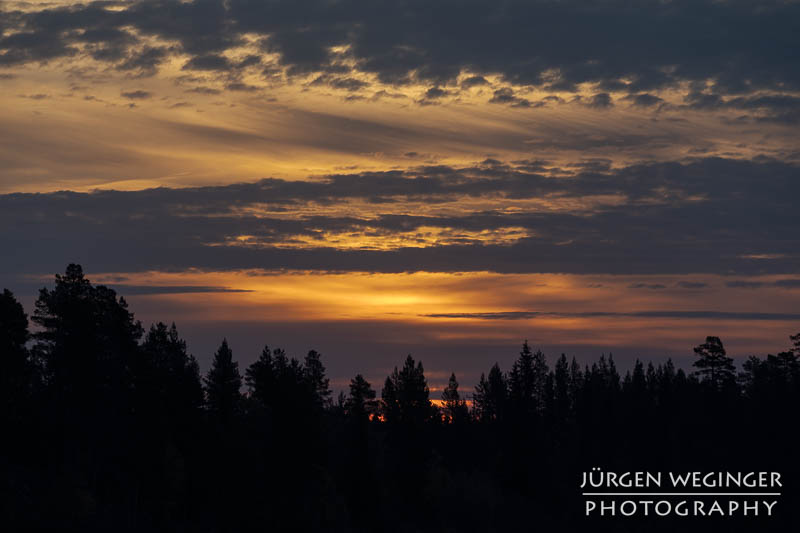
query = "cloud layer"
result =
(2, 1, 798, 86)
(2, 156, 798, 276)
(2, 0, 799, 118)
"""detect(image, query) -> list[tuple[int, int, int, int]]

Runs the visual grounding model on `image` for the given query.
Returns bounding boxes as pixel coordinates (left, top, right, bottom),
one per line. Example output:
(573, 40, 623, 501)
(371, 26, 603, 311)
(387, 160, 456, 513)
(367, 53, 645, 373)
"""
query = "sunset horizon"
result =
(2, 1, 799, 530)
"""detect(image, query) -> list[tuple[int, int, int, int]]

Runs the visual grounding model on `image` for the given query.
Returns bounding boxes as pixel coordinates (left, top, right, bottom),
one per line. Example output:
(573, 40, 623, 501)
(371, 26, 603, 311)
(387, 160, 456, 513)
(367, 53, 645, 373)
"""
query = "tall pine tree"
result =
(692, 336, 735, 390)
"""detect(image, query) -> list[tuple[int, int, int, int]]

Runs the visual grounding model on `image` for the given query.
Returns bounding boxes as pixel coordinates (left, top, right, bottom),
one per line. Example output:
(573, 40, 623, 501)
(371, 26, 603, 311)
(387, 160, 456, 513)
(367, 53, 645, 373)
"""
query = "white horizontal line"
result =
(582, 493, 782, 497)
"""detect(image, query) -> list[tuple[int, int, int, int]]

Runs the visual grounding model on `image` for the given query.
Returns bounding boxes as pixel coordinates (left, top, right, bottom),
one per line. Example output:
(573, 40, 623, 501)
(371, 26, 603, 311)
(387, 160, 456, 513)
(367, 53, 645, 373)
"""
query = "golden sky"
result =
(2, 0, 799, 390)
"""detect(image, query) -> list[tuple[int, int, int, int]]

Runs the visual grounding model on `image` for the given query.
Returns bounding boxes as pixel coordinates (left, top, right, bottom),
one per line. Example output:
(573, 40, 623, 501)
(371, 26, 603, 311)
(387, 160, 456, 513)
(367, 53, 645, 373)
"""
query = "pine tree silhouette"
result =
(0, 289, 33, 419)
(346, 373, 377, 421)
(692, 336, 736, 389)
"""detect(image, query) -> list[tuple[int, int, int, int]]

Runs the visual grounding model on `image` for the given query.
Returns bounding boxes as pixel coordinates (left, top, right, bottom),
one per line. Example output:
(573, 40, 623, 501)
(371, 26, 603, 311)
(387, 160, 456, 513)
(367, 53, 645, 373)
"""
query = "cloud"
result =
(726, 280, 767, 289)
(105, 284, 254, 295)
(224, 81, 259, 92)
(686, 91, 800, 123)
(310, 74, 368, 92)
(422, 310, 800, 321)
(676, 281, 709, 289)
(117, 45, 170, 75)
(461, 75, 489, 88)
(774, 279, 800, 288)
(183, 53, 232, 71)
(489, 87, 531, 108)
(121, 89, 152, 99)
(185, 86, 221, 95)
(628, 283, 666, 290)
(417, 86, 452, 105)
(727, 279, 800, 289)
(626, 93, 664, 108)
(2, 0, 798, 105)
(585, 93, 613, 109)
(1, 156, 798, 276)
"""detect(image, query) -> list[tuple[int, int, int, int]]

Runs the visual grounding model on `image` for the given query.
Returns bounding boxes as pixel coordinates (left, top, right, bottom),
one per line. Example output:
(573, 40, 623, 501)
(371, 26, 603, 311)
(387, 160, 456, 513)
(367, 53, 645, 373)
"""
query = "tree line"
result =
(2, 264, 800, 532)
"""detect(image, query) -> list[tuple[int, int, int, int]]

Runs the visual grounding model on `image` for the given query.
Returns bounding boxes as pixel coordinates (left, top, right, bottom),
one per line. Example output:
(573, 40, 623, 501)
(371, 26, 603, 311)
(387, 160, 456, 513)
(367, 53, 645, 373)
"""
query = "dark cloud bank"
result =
(1, 157, 798, 277)
(1, 0, 799, 119)
(424, 311, 800, 321)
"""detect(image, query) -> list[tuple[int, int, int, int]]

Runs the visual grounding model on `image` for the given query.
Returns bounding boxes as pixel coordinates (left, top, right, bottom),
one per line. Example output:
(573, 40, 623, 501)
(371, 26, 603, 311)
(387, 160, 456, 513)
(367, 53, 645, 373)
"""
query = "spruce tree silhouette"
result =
(344, 374, 377, 528)
(244, 345, 275, 411)
(472, 362, 507, 422)
(138, 322, 204, 422)
(304, 349, 332, 409)
(381, 354, 435, 522)
(131, 322, 203, 527)
(567, 356, 583, 415)
(624, 359, 648, 405)
(508, 340, 548, 418)
(441, 372, 469, 424)
(203, 339, 242, 423)
(552, 354, 570, 421)
(250, 346, 314, 421)
(201, 339, 247, 531)
(381, 354, 433, 427)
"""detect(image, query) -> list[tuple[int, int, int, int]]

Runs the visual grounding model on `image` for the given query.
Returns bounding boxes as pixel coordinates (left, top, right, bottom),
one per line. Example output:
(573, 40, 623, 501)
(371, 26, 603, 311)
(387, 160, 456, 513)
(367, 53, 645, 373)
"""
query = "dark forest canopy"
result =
(3, 264, 800, 532)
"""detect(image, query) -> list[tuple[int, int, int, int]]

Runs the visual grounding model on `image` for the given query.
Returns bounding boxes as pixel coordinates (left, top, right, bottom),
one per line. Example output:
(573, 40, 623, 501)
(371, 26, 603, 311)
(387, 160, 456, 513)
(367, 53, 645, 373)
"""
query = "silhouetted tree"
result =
(28, 265, 144, 525)
(138, 322, 204, 420)
(258, 347, 312, 417)
(11, 268, 800, 532)
(568, 356, 583, 411)
(304, 349, 332, 409)
(0, 289, 33, 418)
(768, 351, 800, 383)
(472, 363, 507, 422)
(626, 359, 647, 398)
(343, 374, 378, 528)
(204, 339, 242, 423)
(441, 372, 469, 424)
(508, 340, 549, 417)
(692, 336, 735, 390)
(552, 354, 570, 420)
(382, 354, 433, 427)
(128, 322, 204, 525)
(346, 373, 377, 422)
(33, 264, 143, 408)
(245, 345, 275, 410)
(791, 332, 800, 355)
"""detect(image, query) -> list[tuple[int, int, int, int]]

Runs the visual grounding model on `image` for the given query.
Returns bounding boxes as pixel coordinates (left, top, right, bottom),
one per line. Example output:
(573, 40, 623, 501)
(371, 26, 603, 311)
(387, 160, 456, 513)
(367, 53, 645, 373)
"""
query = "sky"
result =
(2, 0, 799, 393)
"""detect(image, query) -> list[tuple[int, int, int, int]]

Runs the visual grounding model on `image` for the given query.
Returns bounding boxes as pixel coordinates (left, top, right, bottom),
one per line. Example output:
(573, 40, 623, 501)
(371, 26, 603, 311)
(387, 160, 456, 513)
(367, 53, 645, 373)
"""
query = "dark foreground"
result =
(2, 265, 800, 532)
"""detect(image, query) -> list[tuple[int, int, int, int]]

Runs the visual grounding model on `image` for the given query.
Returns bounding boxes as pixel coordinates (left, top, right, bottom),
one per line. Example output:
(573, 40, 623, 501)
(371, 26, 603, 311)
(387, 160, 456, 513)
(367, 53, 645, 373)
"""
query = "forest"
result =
(2, 264, 800, 532)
